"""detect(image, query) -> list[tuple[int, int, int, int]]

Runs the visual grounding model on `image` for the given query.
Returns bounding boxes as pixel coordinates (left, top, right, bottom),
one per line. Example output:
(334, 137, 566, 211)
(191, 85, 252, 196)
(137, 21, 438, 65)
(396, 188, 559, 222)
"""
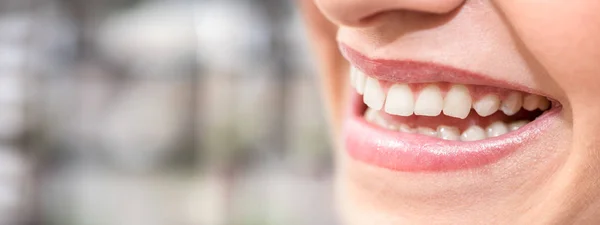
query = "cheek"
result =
(494, 1, 600, 109)
(495, 3, 600, 212)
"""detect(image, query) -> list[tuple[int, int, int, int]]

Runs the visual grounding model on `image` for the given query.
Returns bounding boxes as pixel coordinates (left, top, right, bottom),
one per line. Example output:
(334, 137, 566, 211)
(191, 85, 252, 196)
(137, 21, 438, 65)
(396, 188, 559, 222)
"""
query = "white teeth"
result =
(500, 92, 523, 116)
(486, 121, 509, 138)
(523, 94, 550, 111)
(522, 94, 542, 111)
(386, 124, 399, 130)
(508, 120, 529, 131)
(417, 127, 437, 137)
(443, 85, 472, 119)
(371, 114, 388, 128)
(365, 107, 532, 141)
(364, 108, 378, 122)
(355, 70, 367, 95)
(364, 108, 379, 123)
(350, 67, 358, 88)
(398, 124, 416, 133)
(384, 84, 415, 116)
(356, 74, 546, 140)
(363, 77, 386, 110)
(460, 125, 487, 141)
(473, 94, 501, 117)
(414, 85, 443, 116)
(437, 125, 460, 141)
(364, 108, 387, 128)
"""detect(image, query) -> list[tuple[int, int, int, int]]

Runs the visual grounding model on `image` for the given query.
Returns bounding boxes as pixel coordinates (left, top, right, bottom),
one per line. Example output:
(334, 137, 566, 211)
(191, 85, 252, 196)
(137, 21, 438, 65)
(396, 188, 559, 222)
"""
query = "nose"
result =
(314, 0, 465, 27)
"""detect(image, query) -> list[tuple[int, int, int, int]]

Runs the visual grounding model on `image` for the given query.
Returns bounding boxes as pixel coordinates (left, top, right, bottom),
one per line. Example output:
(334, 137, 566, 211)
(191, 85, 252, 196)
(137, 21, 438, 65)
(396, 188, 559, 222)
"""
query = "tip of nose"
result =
(316, 0, 465, 27)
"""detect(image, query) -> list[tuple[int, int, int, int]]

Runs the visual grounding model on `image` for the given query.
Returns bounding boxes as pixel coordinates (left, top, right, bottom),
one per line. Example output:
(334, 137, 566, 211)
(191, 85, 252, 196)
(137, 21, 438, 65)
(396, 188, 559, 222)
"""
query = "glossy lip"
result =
(339, 43, 545, 96)
(340, 43, 561, 172)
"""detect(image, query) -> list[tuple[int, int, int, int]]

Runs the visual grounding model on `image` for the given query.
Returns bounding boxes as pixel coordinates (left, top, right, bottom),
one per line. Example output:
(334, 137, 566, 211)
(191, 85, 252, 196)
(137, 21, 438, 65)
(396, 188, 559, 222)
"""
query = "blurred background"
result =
(0, 0, 336, 224)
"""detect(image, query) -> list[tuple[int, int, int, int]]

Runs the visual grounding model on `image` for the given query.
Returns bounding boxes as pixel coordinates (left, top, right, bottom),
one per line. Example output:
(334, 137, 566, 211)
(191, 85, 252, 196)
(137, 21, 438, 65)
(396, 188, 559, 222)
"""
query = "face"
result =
(306, 0, 600, 224)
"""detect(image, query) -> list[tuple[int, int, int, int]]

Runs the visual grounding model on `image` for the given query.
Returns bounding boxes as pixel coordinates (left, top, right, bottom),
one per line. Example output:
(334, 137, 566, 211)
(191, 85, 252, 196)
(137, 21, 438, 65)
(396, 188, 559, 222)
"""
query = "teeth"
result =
(356, 75, 546, 140)
(538, 98, 550, 110)
(364, 108, 378, 122)
(473, 94, 501, 117)
(486, 121, 509, 137)
(417, 127, 437, 137)
(500, 92, 523, 116)
(461, 125, 487, 141)
(508, 120, 529, 131)
(522, 94, 543, 111)
(443, 85, 472, 119)
(386, 124, 399, 130)
(365, 107, 532, 141)
(398, 124, 416, 133)
(365, 108, 387, 128)
(385, 84, 415, 116)
(371, 115, 388, 128)
(350, 67, 358, 88)
(437, 125, 460, 141)
(355, 70, 367, 95)
(363, 77, 386, 110)
(414, 85, 443, 116)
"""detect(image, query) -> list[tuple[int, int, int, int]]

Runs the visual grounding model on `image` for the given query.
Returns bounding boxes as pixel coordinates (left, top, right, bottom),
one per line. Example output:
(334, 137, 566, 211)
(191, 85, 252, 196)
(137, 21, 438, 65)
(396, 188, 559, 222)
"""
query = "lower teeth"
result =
(365, 108, 530, 142)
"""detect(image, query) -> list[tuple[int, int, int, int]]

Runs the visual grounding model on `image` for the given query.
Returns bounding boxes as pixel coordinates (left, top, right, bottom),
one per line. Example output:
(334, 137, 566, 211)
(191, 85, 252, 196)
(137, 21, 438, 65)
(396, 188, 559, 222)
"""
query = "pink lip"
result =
(339, 43, 542, 95)
(340, 43, 560, 172)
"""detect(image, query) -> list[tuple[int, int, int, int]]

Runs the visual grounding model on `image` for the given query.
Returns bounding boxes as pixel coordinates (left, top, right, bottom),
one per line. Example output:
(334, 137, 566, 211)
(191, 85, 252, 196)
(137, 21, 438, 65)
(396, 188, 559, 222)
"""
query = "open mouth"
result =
(340, 44, 561, 172)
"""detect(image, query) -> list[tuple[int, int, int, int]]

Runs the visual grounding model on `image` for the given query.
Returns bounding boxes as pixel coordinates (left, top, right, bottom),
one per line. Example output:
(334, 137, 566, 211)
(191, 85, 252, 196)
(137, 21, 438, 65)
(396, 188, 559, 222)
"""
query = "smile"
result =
(340, 44, 562, 172)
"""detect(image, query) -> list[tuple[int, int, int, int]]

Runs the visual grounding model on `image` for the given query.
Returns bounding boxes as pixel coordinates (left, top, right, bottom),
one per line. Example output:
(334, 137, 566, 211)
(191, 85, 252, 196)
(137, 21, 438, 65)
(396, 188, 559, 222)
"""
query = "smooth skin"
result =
(300, 0, 600, 224)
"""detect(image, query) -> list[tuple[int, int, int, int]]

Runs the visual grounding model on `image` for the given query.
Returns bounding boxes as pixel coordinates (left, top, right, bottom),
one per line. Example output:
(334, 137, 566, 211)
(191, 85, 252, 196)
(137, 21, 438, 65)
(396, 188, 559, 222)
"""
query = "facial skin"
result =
(300, 0, 600, 224)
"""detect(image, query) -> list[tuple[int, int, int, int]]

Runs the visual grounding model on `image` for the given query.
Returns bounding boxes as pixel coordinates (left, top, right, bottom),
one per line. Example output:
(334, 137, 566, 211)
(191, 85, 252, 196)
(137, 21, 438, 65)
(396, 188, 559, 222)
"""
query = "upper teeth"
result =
(352, 67, 550, 118)
(414, 85, 444, 116)
(384, 84, 414, 116)
(443, 84, 471, 119)
(473, 94, 501, 117)
(363, 77, 385, 110)
(500, 92, 523, 116)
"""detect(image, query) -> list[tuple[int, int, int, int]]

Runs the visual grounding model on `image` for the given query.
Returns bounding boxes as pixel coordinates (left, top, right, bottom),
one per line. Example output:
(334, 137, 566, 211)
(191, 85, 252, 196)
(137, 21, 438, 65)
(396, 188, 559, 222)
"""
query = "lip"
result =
(339, 43, 544, 95)
(340, 43, 561, 172)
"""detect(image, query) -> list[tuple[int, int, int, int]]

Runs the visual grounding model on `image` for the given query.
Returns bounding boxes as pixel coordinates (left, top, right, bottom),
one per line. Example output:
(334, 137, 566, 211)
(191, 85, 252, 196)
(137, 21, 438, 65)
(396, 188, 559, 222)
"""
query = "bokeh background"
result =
(0, 0, 336, 224)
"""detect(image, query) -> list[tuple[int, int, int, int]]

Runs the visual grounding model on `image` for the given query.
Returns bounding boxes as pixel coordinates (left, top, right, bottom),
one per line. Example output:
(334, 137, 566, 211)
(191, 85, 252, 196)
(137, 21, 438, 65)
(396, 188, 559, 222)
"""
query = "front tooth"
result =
(443, 85, 472, 119)
(414, 84, 443, 116)
(473, 94, 500, 117)
(417, 127, 437, 137)
(460, 125, 486, 141)
(355, 70, 367, 95)
(486, 121, 509, 137)
(363, 77, 386, 110)
(437, 125, 460, 141)
(508, 120, 529, 131)
(384, 84, 414, 116)
(500, 92, 523, 116)
(523, 94, 542, 111)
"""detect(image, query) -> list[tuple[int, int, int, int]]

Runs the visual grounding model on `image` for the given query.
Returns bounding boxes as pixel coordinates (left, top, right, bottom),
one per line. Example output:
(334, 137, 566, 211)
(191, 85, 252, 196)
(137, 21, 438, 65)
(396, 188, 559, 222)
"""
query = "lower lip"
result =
(343, 92, 560, 172)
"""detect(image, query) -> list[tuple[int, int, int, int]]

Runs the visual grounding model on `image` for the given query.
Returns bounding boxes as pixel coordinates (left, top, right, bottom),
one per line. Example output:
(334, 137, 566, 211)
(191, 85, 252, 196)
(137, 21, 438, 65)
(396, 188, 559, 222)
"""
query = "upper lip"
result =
(339, 43, 543, 96)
